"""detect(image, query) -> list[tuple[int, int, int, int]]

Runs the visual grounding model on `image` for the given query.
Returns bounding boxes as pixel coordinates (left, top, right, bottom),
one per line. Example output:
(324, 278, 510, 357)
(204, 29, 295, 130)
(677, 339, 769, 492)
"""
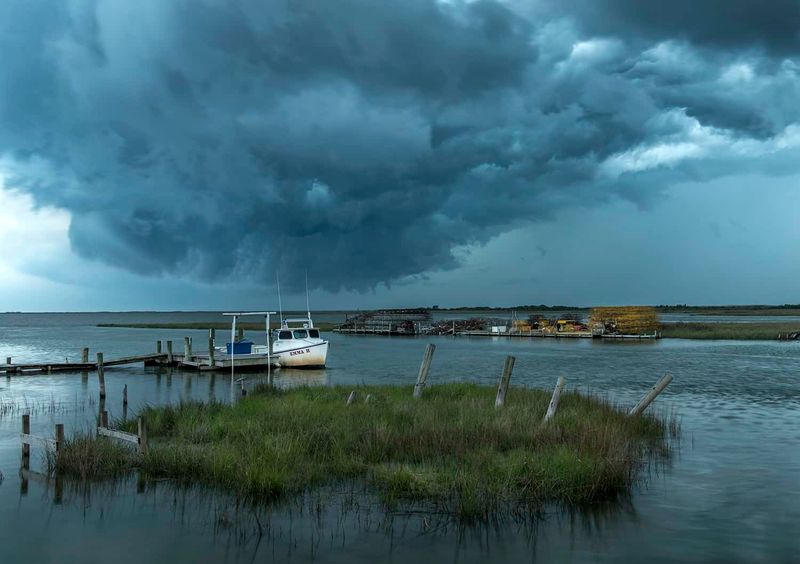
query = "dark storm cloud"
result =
(1, 0, 799, 292)
(559, 0, 800, 54)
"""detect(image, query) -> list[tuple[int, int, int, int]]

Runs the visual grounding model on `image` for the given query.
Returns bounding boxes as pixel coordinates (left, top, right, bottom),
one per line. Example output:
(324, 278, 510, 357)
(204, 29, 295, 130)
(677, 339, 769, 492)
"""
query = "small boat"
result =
(220, 312, 328, 370)
(270, 316, 329, 368)
(221, 275, 328, 370)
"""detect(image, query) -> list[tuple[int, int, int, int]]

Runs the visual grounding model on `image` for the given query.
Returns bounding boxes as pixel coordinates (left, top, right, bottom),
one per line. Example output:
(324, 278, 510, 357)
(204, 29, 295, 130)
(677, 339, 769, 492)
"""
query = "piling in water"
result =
(97, 352, 106, 399)
(629, 374, 673, 416)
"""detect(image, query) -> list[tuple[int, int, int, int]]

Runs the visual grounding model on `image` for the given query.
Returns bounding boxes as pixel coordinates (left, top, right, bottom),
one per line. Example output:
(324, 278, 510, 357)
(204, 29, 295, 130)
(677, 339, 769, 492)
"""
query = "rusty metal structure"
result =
(336, 309, 433, 335)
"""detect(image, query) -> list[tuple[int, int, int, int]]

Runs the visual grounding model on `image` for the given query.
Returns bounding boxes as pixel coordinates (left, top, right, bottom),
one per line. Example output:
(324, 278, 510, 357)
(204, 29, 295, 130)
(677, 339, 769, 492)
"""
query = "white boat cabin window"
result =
(278, 330, 292, 340)
(308, 329, 320, 338)
(293, 329, 308, 339)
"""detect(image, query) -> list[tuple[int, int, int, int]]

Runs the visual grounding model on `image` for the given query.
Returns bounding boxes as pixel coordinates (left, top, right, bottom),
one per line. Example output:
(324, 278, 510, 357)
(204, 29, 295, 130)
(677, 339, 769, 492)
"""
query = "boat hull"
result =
(274, 341, 328, 368)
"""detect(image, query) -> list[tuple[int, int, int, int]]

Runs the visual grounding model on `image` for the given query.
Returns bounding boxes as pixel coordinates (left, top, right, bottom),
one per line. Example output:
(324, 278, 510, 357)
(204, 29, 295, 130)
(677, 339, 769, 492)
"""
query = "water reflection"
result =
(12, 473, 652, 564)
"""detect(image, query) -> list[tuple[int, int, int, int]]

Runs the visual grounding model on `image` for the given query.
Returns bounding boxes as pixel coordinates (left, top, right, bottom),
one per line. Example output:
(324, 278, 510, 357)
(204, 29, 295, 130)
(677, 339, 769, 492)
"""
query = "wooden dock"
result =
(455, 331, 658, 340)
(333, 327, 418, 336)
(3, 353, 167, 375)
(457, 330, 595, 339)
(3, 336, 280, 376)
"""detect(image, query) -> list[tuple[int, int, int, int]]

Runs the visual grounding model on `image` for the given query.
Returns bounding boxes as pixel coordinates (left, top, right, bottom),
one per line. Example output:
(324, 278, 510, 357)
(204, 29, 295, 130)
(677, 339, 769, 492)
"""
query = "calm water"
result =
(0, 313, 798, 563)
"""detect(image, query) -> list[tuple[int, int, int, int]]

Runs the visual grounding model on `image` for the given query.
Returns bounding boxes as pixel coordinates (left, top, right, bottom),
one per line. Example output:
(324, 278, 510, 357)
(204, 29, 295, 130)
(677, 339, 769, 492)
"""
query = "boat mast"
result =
(305, 270, 313, 328)
(277, 272, 284, 327)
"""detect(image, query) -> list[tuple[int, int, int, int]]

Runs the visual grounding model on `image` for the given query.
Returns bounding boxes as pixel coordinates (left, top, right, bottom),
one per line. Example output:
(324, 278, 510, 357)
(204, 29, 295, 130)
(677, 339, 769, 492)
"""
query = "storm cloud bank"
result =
(1, 0, 799, 291)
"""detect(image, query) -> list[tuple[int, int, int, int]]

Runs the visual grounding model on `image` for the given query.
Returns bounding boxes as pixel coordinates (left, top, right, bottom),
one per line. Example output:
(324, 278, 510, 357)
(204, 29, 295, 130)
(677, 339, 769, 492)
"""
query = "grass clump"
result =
(54, 384, 674, 518)
(660, 322, 799, 340)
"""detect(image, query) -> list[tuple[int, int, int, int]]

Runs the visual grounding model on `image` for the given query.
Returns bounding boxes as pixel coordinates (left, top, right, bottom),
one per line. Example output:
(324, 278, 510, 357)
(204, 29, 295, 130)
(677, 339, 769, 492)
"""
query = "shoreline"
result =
(96, 321, 800, 341)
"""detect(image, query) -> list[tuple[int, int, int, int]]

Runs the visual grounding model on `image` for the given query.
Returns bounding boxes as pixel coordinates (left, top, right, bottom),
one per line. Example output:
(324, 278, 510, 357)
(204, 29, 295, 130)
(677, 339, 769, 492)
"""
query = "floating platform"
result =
(457, 330, 595, 338)
(455, 331, 658, 340)
(165, 353, 280, 372)
(333, 327, 417, 336)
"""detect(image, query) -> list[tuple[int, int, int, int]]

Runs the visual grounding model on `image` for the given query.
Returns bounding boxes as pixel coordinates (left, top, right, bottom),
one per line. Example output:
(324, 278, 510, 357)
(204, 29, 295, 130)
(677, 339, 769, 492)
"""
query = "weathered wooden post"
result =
(629, 374, 673, 416)
(346, 390, 357, 405)
(97, 352, 106, 399)
(413, 344, 436, 399)
(123, 384, 128, 406)
(237, 327, 244, 343)
(138, 417, 148, 454)
(81, 347, 89, 364)
(543, 376, 566, 423)
(101, 410, 109, 429)
(184, 337, 192, 362)
(495, 356, 516, 408)
(6, 356, 11, 365)
(21, 414, 30, 464)
(166, 340, 173, 364)
(55, 423, 65, 454)
(156, 340, 162, 354)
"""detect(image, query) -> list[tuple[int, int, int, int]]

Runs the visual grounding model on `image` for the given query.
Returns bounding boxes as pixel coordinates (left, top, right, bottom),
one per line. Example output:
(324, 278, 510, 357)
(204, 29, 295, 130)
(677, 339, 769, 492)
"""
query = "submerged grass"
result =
(660, 322, 799, 340)
(53, 384, 675, 518)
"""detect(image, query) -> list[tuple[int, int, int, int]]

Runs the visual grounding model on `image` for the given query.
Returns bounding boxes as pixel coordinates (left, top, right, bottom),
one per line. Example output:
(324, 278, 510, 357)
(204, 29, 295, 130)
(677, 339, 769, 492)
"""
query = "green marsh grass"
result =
(659, 322, 798, 340)
(53, 384, 676, 518)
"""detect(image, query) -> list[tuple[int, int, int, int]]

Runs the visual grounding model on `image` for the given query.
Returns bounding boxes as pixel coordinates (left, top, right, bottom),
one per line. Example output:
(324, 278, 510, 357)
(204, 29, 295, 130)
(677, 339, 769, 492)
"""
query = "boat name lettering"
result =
(289, 348, 311, 357)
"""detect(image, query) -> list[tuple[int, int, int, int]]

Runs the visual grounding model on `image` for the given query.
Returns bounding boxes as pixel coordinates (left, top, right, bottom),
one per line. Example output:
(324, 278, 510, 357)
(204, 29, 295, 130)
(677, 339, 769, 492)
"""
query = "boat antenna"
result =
(277, 272, 284, 326)
(305, 270, 311, 322)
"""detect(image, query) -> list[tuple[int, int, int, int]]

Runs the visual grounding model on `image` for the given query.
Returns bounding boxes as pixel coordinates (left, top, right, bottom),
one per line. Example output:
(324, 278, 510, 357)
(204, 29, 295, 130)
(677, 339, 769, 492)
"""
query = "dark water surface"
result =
(0, 313, 798, 562)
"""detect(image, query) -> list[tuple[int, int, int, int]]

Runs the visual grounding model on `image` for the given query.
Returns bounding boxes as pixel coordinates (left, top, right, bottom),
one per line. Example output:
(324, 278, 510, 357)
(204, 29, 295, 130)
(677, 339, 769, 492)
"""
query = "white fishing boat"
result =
(270, 316, 329, 368)
(219, 275, 328, 370)
(219, 312, 329, 370)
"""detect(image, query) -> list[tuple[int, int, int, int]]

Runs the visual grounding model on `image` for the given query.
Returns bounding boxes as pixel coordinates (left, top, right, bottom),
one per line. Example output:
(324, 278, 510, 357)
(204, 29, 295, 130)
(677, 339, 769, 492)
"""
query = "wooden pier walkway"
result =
(3, 334, 280, 375)
(3, 353, 167, 374)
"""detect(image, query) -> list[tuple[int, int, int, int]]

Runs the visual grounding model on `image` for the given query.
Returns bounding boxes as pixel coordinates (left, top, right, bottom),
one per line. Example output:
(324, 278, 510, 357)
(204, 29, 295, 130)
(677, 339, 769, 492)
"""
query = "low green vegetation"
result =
(97, 321, 336, 332)
(655, 304, 800, 316)
(53, 384, 675, 518)
(659, 322, 798, 340)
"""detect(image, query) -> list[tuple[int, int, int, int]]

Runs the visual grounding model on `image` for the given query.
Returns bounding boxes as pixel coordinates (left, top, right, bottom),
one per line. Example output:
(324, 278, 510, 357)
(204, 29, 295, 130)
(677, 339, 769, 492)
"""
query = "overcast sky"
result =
(1, 0, 799, 311)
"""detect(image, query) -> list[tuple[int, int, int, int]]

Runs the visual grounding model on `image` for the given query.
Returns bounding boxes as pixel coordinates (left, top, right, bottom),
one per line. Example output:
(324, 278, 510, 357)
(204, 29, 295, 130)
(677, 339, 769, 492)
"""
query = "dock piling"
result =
(101, 410, 109, 429)
(413, 344, 436, 399)
(495, 356, 516, 408)
(543, 376, 566, 423)
(55, 423, 65, 453)
(156, 341, 162, 354)
(629, 374, 673, 416)
(166, 340, 173, 364)
(208, 337, 215, 367)
(21, 414, 30, 463)
(123, 384, 128, 406)
(81, 348, 89, 364)
(97, 352, 106, 399)
(237, 327, 244, 342)
(184, 337, 192, 362)
(138, 417, 148, 454)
